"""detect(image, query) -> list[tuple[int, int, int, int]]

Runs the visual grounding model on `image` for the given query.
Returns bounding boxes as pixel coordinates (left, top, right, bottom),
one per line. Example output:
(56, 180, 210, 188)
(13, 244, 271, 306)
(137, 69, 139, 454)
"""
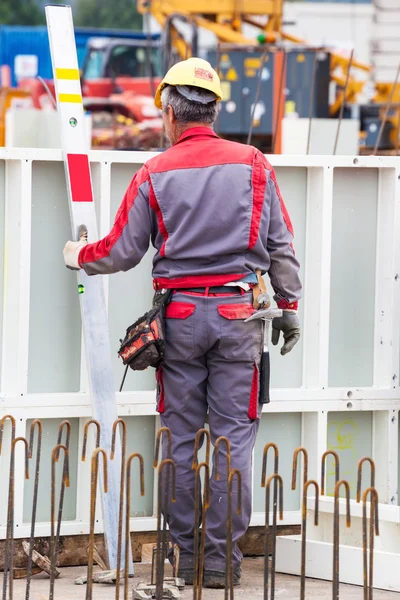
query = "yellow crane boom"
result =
(137, 0, 370, 112)
(138, 0, 400, 150)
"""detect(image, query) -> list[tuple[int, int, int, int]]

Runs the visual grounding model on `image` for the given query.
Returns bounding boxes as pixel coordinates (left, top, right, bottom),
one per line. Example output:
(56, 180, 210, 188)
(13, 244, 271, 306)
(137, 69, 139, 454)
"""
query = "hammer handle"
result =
(259, 350, 271, 404)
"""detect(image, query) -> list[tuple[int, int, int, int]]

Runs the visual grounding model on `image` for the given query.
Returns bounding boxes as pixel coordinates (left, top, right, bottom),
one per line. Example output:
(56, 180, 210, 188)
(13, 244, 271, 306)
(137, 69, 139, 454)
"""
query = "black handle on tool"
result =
(259, 350, 271, 404)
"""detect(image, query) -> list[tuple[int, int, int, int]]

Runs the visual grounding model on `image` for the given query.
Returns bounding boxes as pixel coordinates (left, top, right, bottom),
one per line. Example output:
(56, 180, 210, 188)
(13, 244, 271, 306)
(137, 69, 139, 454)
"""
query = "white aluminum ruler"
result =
(46, 4, 132, 573)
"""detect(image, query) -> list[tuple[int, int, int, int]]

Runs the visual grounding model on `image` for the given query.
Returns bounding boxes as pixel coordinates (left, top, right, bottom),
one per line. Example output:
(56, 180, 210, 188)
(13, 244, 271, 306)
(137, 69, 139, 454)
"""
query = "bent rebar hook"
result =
(264, 474, 284, 600)
(87, 449, 108, 600)
(124, 453, 145, 600)
(111, 419, 127, 600)
(26, 420, 43, 600)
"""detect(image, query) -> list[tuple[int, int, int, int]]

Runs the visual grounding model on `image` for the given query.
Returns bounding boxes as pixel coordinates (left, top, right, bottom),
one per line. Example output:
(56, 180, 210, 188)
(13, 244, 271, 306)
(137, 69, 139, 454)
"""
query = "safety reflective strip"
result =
(59, 93, 82, 103)
(55, 68, 80, 80)
(67, 154, 93, 202)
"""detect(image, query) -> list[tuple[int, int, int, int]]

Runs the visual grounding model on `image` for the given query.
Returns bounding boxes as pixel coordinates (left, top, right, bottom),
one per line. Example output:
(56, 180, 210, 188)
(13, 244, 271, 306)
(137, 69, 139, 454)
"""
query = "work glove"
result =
(63, 226, 88, 270)
(271, 310, 300, 356)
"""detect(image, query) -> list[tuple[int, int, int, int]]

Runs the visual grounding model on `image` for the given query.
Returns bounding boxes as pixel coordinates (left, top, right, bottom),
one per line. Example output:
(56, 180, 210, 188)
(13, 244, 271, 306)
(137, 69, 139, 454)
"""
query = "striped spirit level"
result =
(46, 4, 131, 573)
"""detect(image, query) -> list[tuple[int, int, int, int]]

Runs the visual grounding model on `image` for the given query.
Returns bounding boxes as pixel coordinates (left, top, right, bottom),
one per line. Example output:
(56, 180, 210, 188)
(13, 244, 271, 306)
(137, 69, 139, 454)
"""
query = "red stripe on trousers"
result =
(67, 154, 93, 202)
(248, 363, 259, 420)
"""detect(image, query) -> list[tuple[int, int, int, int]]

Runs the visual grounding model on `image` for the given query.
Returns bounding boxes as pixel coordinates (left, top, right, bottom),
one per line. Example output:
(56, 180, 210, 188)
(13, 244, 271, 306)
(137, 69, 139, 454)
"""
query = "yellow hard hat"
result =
(154, 57, 223, 109)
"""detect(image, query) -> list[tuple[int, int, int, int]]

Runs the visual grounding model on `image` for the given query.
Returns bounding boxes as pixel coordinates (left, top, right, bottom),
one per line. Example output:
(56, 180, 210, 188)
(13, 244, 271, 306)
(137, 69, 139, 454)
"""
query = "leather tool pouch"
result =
(118, 290, 172, 371)
(252, 270, 270, 310)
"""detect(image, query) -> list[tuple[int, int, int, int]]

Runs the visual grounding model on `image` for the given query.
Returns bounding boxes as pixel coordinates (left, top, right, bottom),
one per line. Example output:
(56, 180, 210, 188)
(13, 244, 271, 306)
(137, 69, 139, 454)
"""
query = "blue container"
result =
(0, 25, 160, 87)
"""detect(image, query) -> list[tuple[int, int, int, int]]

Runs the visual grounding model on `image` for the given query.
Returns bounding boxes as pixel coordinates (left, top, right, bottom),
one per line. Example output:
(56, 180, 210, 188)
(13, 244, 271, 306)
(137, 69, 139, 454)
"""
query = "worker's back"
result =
(146, 127, 275, 288)
(78, 125, 299, 308)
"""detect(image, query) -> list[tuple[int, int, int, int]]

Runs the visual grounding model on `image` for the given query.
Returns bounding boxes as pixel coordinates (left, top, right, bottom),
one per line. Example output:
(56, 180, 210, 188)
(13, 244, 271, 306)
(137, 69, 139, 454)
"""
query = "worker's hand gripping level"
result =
(46, 4, 131, 574)
(63, 225, 88, 270)
(245, 308, 282, 404)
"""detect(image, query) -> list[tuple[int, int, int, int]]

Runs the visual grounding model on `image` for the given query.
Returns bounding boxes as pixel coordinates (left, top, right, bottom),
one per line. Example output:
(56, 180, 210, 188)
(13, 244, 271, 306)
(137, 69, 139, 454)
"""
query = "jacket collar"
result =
(175, 126, 218, 145)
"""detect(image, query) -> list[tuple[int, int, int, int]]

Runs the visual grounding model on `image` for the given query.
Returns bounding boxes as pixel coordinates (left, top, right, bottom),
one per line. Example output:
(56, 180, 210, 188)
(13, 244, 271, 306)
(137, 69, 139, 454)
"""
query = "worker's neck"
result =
(175, 122, 213, 142)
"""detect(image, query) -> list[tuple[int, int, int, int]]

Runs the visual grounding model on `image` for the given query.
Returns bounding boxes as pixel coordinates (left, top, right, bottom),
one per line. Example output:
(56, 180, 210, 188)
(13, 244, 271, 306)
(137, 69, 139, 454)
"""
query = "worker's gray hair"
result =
(161, 85, 220, 124)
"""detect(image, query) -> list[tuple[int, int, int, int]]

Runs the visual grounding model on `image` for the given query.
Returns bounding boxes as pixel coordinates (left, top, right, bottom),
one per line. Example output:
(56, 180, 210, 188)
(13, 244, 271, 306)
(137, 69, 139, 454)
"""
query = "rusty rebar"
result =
(193, 462, 210, 600)
(215, 436, 231, 481)
(111, 419, 127, 600)
(154, 428, 173, 584)
(261, 443, 279, 594)
(261, 443, 279, 487)
(0, 415, 16, 600)
(26, 420, 43, 600)
(292, 447, 308, 491)
(332, 480, 351, 600)
(87, 449, 108, 600)
(124, 453, 145, 600)
(82, 420, 101, 461)
(300, 481, 319, 600)
(154, 427, 172, 466)
(50, 444, 70, 600)
(55, 421, 71, 564)
(7, 437, 29, 600)
(156, 459, 176, 600)
(225, 469, 242, 600)
(192, 428, 211, 470)
(357, 458, 376, 504)
(81, 419, 102, 588)
(264, 474, 283, 600)
(362, 487, 379, 600)
(321, 450, 340, 496)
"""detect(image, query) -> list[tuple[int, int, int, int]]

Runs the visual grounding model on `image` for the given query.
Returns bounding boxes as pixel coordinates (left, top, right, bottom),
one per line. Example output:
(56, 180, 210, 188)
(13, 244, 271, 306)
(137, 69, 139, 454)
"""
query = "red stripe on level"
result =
(67, 154, 93, 202)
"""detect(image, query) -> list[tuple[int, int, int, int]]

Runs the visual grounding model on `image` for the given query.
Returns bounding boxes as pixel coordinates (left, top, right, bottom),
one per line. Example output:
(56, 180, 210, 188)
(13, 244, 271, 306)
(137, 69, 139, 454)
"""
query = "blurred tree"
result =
(74, 0, 142, 29)
(0, 0, 44, 25)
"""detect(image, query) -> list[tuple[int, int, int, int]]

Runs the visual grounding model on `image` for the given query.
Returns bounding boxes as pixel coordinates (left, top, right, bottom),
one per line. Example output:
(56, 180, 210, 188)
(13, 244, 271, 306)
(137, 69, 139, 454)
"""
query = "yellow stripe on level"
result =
(56, 68, 80, 80)
(59, 93, 82, 104)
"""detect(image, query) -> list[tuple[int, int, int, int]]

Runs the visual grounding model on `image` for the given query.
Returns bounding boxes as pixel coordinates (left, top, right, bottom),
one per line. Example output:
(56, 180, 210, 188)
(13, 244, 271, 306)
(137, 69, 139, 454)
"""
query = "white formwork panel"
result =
(0, 148, 399, 588)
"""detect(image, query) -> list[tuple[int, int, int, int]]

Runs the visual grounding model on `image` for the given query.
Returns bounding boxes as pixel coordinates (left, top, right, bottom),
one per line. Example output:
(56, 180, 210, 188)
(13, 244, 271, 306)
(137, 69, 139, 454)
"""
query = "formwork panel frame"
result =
(0, 150, 399, 589)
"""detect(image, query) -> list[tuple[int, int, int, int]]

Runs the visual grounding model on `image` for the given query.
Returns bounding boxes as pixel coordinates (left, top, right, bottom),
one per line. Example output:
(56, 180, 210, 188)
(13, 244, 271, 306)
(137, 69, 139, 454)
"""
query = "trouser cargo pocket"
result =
(164, 301, 196, 360)
(217, 303, 261, 361)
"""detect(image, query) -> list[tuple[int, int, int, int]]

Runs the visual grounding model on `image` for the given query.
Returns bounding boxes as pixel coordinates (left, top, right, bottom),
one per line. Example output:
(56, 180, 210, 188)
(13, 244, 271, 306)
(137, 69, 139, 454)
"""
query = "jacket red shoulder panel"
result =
(146, 128, 257, 174)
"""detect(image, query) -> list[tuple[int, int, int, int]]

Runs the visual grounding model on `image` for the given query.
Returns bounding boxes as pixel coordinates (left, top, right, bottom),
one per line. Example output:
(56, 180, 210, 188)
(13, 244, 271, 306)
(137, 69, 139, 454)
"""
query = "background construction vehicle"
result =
(1, 0, 400, 152)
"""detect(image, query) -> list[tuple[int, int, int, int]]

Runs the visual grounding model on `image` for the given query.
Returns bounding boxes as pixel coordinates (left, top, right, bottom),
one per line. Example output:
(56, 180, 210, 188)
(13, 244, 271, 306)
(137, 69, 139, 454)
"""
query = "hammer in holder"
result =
(245, 307, 282, 404)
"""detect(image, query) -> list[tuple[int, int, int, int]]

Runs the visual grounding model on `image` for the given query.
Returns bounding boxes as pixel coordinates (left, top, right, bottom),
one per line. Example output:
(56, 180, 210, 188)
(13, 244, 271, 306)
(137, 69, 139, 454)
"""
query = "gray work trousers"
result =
(156, 290, 262, 572)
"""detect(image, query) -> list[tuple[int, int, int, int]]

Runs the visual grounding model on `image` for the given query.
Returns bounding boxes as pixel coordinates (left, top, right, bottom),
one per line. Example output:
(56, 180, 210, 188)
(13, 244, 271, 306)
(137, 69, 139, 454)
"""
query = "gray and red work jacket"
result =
(78, 127, 302, 310)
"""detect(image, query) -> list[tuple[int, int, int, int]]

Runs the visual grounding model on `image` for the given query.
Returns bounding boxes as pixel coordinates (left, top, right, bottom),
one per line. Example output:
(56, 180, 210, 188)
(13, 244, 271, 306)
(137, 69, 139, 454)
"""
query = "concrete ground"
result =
(3, 558, 398, 599)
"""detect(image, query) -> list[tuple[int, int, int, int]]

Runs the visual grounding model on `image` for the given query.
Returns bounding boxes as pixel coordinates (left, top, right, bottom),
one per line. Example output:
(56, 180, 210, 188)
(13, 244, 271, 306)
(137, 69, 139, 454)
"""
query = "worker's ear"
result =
(167, 104, 177, 125)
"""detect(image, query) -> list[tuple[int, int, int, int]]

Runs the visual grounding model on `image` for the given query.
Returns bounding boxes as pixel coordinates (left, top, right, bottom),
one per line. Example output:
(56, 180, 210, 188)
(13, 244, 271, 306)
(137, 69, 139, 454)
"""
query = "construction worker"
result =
(63, 58, 302, 588)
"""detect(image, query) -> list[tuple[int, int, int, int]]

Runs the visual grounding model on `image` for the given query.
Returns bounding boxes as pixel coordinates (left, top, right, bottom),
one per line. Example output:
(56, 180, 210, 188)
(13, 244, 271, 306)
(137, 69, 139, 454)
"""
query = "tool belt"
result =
(118, 290, 172, 372)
